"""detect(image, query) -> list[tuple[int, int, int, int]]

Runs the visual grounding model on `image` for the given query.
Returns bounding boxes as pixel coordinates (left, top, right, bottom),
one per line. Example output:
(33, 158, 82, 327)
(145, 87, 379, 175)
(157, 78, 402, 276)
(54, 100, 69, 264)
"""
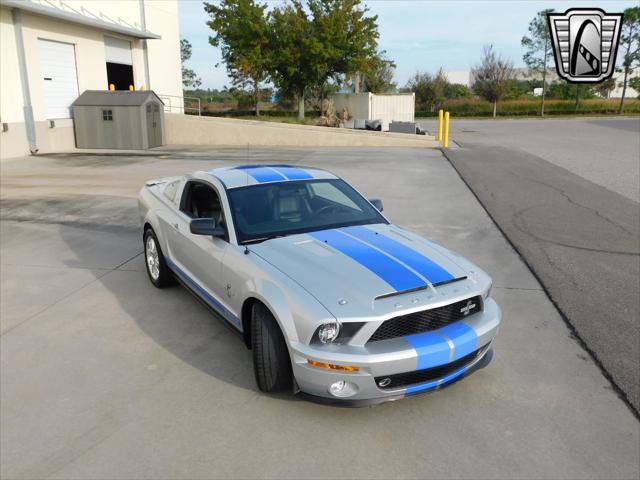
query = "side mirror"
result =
(190, 218, 225, 238)
(369, 198, 384, 212)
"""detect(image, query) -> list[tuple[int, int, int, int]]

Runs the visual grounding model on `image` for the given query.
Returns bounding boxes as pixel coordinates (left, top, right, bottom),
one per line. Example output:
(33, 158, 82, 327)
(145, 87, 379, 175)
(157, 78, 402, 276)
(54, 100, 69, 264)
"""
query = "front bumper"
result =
(289, 297, 501, 405)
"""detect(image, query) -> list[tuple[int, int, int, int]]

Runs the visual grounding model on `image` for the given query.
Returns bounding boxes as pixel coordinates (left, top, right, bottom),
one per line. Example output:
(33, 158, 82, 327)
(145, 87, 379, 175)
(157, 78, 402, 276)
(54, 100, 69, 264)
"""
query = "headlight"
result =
(317, 322, 340, 343)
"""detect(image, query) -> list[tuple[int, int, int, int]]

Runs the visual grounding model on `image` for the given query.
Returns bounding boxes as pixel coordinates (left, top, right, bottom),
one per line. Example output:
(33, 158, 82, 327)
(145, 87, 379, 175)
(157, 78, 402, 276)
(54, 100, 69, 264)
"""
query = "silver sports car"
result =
(138, 164, 501, 405)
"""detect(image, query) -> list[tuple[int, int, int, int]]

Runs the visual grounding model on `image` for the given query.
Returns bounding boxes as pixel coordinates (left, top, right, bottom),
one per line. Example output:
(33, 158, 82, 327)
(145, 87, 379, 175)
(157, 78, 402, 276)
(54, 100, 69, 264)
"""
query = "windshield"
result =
(227, 179, 387, 243)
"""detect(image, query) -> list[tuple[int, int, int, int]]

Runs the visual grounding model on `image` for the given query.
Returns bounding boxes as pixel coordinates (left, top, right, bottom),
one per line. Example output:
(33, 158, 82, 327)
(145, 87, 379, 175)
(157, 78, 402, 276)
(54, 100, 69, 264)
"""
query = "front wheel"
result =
(144, 228, 174, 288)
(251, 302, 293, 392)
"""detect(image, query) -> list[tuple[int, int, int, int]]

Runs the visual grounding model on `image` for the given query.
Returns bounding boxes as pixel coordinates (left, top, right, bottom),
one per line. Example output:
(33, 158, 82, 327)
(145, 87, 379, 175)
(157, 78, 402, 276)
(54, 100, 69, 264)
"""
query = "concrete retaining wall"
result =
(164, 113, 437, 148)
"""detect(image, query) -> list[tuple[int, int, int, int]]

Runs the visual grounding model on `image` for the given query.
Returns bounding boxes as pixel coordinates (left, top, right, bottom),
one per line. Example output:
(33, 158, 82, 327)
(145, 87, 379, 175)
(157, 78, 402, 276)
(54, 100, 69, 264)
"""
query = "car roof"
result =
(207, 164, 338, 189)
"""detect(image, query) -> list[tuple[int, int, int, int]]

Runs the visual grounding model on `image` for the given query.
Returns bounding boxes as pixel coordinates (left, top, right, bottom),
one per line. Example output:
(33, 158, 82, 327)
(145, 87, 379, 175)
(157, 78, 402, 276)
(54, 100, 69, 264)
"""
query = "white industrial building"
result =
(445, 68, 638, 98)
(0, 0, 183, 159)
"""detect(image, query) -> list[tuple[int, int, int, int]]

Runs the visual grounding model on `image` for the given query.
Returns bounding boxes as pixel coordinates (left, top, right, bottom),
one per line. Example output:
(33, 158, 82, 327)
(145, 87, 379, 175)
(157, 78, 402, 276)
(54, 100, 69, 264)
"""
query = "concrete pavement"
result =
(1, 148, 639, 479)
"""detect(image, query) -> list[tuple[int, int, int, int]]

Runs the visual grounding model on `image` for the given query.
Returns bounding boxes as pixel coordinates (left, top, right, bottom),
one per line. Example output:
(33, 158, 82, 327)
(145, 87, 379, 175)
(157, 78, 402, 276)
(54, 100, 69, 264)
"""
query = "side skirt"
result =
(165, 259, 244, 340)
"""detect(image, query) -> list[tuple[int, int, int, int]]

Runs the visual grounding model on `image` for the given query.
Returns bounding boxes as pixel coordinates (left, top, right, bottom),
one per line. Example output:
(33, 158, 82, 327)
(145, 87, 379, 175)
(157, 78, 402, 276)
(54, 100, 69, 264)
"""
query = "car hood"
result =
(249, 224, 472, 319)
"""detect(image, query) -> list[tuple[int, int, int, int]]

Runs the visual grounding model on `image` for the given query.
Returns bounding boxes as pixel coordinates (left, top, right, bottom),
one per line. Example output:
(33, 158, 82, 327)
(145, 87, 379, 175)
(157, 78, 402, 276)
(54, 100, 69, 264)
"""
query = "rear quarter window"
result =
(163, 181, 179, 202)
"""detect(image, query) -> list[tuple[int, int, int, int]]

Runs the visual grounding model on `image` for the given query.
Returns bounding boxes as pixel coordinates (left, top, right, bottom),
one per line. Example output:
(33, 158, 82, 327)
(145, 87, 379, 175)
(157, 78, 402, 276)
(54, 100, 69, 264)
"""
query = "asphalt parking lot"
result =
(420, 117, 640, 413)
(1, 146, 639, 479)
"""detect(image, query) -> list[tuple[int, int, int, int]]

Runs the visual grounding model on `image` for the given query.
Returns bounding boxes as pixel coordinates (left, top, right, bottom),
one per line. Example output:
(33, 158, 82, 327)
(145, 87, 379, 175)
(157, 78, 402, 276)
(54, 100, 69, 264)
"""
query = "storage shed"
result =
(330, 92, 415, 131)
(72, 90, 164, 149)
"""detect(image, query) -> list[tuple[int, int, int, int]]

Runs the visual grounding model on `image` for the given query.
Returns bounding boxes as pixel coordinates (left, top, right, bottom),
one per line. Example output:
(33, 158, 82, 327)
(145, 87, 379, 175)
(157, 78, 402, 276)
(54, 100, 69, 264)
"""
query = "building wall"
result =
(0, 0, 181, 160)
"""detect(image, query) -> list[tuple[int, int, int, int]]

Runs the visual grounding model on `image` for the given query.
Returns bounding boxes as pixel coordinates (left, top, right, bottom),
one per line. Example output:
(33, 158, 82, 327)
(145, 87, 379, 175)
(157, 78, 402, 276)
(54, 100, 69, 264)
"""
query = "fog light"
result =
(330, 380, 346, 394)
(318, 322, 340, 343)
(328, 380, 358, 398)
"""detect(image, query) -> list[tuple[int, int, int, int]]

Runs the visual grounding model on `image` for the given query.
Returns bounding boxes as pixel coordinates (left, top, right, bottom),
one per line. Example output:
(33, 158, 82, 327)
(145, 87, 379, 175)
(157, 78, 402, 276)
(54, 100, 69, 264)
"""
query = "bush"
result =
(416, 98, 640, 117)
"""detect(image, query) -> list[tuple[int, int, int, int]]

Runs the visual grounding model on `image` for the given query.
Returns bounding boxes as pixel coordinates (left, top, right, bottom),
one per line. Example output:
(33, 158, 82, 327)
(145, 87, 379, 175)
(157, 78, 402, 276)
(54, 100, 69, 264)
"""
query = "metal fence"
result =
(158, 94, 201, 115)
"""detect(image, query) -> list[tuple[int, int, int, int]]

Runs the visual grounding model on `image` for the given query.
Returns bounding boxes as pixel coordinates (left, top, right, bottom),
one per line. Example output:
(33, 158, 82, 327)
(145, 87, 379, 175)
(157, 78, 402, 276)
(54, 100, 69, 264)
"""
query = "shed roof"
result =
(72, 91, 164, 107)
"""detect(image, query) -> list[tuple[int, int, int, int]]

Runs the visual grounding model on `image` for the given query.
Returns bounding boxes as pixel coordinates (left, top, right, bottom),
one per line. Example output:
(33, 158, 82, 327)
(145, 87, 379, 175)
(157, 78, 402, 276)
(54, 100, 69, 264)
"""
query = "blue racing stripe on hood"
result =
(342, 226, 455, 285)
(308, 229, 425, 292)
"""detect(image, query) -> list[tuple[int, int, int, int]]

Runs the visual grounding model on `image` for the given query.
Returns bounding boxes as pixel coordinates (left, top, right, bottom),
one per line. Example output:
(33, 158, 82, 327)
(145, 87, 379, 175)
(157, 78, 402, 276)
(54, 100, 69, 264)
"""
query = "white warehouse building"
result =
(0, 0, 183, 159)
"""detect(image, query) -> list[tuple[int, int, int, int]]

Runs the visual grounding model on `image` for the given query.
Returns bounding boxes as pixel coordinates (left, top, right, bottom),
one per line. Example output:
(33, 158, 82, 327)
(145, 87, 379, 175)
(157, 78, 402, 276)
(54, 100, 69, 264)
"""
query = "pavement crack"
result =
(512, 170, 638, 238)
(0, 271, 110, 337)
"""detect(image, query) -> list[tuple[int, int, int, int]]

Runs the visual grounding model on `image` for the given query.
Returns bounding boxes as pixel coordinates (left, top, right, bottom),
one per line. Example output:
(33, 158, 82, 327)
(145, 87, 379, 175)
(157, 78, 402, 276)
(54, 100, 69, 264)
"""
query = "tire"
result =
(143, 228, 174, 288)
(251, 302, 293, 392)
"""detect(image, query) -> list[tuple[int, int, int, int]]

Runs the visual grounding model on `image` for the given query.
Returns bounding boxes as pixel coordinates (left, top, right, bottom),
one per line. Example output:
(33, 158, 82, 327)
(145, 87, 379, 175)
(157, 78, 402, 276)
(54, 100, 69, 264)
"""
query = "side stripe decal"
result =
(308, 229, 425, 292)
(343, 226, 454, 285)
(165, 257, 242, 330)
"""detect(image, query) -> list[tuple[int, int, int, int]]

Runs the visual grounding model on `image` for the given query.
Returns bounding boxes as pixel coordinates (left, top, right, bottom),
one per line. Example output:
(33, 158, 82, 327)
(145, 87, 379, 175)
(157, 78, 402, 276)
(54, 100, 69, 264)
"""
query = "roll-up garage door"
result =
(105, 36, 134, 90)
(38, 39, 79, 119)
(105, 36, 132, 65)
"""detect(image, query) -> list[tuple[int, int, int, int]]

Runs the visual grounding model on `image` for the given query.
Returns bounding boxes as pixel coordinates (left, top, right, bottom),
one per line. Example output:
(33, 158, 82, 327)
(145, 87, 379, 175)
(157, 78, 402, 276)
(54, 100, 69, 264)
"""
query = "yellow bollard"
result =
(140, 85, 145, 91)
(437, 109, 443, 141)
(443, 111, 450, 148)
(129, 85, 134, 91)
(109, 83, 115, 91)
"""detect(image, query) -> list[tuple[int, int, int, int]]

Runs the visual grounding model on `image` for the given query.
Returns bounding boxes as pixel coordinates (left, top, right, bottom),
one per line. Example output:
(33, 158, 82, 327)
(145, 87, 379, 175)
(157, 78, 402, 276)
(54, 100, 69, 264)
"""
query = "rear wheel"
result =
(251, 302, 293, 392)
(144, 228, 173, 288)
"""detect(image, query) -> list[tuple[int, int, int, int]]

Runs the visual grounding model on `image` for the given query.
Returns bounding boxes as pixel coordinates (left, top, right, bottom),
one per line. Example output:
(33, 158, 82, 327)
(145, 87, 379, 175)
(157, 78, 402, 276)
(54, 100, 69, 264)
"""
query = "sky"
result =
(178, 0, 636, 90)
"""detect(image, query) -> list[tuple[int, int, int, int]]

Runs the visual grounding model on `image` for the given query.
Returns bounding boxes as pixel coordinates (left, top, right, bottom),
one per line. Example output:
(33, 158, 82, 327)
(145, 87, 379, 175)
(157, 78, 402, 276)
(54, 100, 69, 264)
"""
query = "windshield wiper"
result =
(241, 234, 287, 245)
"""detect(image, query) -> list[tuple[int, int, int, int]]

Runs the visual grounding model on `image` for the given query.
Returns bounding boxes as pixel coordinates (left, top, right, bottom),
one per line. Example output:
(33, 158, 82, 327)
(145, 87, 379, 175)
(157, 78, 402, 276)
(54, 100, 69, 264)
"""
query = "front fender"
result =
(224, 246, 336, 345)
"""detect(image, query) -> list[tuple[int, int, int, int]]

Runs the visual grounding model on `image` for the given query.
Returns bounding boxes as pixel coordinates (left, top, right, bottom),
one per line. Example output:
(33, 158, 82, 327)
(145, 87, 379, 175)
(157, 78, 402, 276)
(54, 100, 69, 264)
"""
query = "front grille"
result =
(368, 296, 482, 342)
(375, 347, 486, 390)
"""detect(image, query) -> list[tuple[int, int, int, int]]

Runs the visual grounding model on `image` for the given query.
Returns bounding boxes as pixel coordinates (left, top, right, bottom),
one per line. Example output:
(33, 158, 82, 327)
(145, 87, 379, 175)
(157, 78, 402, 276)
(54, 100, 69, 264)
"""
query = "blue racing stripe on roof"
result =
(342, 226, 455, 285)
(308, 229, 425, 292)
(439, 321, 477, 361)
(405, 331, 452, 370)
(235, 166, 286, 183)
(271, 166, 314, 180)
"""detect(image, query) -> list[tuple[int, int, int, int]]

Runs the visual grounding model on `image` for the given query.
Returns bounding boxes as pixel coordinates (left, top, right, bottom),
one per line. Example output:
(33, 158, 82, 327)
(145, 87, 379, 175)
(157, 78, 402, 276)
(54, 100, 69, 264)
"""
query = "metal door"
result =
(166, 181, 229, 304)
(38, 39, 79, 119)
(146, 102, 161, 147)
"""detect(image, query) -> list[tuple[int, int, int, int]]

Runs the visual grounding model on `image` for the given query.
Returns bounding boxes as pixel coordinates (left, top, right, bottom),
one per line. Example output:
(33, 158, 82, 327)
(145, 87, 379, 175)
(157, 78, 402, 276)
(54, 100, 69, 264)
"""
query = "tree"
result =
(594, 78, 616, 99)
(471, 45, 515, 117)
(269, 0, 380, 120)
(204, 0, 272, 115)
(406, 69, 448, 112)
(180, 39, 201, 89)
(629, 76, 640, 98)
(362, 55, 396, 93)
(522, 9, 554, 116)
(445, 83, 472, 99)
(618, 7, 640, 113)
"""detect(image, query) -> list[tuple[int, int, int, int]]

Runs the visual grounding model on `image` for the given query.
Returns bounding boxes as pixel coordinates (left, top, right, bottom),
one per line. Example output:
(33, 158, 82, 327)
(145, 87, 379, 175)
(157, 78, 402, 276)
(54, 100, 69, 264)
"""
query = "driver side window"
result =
(180, 181, 226, 229)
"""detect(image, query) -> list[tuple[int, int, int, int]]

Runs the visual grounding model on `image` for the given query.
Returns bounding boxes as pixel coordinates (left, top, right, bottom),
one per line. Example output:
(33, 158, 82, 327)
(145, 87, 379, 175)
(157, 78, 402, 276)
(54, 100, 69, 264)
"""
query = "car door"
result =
(168, 180, 229, 304)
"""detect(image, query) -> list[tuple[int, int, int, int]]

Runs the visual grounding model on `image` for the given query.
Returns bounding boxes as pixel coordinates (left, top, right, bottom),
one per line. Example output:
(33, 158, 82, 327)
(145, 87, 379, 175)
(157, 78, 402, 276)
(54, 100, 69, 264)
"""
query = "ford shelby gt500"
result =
(138, 164, 501, 405)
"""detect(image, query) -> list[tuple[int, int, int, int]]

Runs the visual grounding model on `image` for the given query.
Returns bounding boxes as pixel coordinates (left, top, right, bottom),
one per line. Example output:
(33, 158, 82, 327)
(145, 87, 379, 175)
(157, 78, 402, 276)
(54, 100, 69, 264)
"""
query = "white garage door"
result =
(39, 39, 79, 119)
(104, 36, 132, 65)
